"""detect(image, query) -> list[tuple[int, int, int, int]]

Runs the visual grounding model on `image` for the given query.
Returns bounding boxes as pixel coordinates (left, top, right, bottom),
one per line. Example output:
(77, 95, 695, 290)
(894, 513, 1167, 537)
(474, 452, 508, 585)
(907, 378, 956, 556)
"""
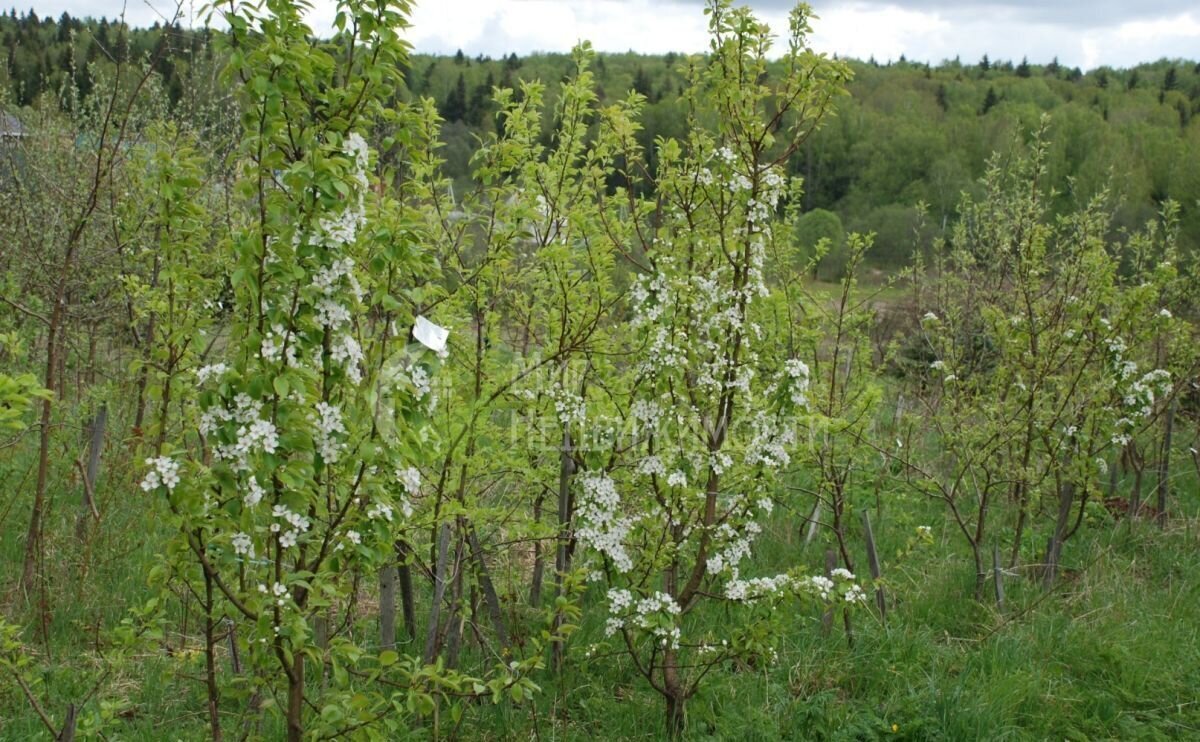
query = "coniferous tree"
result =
(440, 70, 467, 121)
(980, 85, 998, 115)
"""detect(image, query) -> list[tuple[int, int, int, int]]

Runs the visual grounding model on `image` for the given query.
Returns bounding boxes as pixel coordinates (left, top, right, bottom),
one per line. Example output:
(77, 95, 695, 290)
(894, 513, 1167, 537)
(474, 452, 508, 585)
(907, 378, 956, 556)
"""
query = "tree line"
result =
(3, 10, 1199, 276)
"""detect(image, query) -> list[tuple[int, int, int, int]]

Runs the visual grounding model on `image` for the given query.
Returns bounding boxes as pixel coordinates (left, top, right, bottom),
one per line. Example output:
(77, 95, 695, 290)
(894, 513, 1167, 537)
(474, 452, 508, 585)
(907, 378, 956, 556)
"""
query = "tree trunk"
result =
(286, 655, 304, 742)
(154, 356, 174, 454)
(529, 488, 545, 606)
(1043, 479, 1076, 588)
(972, 545, 986, 601)
(551, 428, 575, 671)
(662, 648, 686, 739)
(466, 523, 509, 650)
(422, 523, 452, 664)
(203, 572, 223, 741)
(397, 539, 416, 640)
(21, 296, 64, 596)
(379, 563, 396, 650)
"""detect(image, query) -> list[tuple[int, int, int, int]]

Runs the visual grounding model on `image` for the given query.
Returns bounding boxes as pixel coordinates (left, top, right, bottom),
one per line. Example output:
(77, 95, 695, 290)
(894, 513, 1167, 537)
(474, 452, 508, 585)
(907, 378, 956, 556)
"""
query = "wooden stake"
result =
(861, 510, 886, 623)
(992, 541, 1005, 611)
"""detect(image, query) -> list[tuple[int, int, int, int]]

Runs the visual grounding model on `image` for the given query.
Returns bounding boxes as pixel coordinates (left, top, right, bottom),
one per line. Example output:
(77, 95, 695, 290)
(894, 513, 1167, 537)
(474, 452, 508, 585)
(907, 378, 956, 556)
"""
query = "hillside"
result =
(3, 10, 1199, 270)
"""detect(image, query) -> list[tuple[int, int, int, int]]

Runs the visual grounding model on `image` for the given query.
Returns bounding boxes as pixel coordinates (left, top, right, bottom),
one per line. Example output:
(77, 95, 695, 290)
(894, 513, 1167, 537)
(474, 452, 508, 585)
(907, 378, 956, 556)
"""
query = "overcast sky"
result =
(29, 0, 1200, 70)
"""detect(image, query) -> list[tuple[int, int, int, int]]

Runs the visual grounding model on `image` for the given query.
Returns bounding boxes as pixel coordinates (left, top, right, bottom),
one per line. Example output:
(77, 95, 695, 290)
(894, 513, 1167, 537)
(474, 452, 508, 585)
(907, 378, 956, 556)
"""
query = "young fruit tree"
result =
(900, 122, 1191, 594)
(141, 0, 536, 737)
(568, 2, 864, 736)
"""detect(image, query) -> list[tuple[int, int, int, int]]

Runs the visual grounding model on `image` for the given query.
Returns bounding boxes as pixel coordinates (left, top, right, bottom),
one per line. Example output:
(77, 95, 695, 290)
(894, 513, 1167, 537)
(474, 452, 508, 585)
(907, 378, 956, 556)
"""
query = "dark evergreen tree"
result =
(440, 71, 466, 121)
(979, 85, 998, 115)
(1163, 65, 1177, 92)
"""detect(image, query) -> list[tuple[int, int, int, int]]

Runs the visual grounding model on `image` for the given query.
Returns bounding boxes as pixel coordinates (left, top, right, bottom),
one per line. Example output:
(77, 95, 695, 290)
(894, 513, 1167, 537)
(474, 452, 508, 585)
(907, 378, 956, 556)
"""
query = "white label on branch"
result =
(413, 316, 449, 353)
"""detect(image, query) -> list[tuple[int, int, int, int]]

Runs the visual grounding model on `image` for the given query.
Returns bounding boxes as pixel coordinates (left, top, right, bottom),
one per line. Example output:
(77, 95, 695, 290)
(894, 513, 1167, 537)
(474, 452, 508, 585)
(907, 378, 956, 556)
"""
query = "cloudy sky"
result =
(31, 0, 1200, 70)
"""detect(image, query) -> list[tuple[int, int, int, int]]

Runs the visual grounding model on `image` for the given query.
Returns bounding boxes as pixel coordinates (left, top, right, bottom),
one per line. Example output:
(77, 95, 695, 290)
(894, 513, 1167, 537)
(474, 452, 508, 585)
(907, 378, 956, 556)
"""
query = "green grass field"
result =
(3, 438, 1198, 739)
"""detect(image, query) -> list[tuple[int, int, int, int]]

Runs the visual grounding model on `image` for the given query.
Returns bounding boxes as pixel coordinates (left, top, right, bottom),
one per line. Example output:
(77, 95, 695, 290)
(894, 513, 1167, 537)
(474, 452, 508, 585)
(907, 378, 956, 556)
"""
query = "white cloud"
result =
(407, 0, 712, 55)
(1114, 12, 1200, 43)
(810, 3, 951, 62)
(24, 0, 1200, 70)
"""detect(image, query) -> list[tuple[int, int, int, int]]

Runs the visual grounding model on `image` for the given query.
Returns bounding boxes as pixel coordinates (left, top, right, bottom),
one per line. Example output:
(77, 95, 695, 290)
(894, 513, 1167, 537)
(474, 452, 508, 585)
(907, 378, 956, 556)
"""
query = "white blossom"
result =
(575, 471, 634, 573)
(330, 333, 365, 384)
(315, 298, 352, 328)
(231, 532, 254, 558)
(844, 584, 868, 604)
(243, 475, 265, 508)
(367, 501, 395, 521)
(313, 402, 346, 463)
(726, 573, 795, 602)
(196, 363, 228, 384)
(141, 457, 181, 493)
(397, 466, 421, 497)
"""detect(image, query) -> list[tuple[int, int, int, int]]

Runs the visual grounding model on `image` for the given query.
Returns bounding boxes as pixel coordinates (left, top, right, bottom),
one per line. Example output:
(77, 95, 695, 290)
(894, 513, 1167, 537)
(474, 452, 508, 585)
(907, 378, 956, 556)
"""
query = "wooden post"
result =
(75, 404, 106, 540)
(1156, 402, 1175, 529)
(803, 500, 822, 547)
(861, 510, 886, 623)
(397, 539, 416, 640)
(821, 549, 835, 636)
(58, 704, 76, 742)
(1043, 535, 1059, 588)
(379, 563, 397, 650)
(992, 541, 1005, 611)
(225, 618, 242, 675)
(422, 523, 452, 664)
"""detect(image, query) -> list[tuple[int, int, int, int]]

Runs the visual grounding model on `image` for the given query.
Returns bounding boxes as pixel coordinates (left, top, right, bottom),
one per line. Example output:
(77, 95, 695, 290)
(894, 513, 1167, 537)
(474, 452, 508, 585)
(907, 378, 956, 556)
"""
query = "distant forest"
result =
(4, 9, 1199, 273)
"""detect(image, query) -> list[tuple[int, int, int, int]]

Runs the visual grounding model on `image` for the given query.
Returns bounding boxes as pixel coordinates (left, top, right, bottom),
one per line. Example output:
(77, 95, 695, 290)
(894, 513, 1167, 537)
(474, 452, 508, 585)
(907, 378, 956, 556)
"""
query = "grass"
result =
(2, 424, 1200, 739)
(464, 497, 1200, 740)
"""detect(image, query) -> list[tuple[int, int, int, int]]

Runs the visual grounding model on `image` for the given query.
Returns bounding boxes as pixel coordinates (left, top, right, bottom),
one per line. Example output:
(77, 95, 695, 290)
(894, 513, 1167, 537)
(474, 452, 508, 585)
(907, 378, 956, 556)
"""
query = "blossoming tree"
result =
(141, 0, 535, 737)
(568, 2, 862, 735)
(400, 42, 643, 676)
(900, 121, 1191, 594)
